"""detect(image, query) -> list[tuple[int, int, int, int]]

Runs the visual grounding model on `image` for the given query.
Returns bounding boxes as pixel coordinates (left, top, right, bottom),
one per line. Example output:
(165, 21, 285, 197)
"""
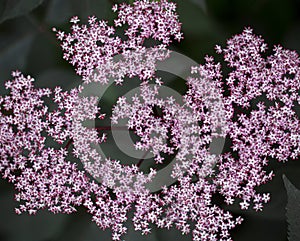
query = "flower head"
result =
(0, 1, 299, 240)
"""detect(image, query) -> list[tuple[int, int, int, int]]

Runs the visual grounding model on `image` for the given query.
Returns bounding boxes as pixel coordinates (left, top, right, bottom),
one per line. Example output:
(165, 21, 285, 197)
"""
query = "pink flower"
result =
(0, 0, 299, 240)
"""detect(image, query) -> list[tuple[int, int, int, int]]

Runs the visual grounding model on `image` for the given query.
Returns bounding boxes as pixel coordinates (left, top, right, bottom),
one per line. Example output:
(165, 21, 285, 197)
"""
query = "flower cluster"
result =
(53, 0, 182, 84)
(0, 1, 299, 241)
(214, 28, 300, 210)
(0, 71, 90, 215)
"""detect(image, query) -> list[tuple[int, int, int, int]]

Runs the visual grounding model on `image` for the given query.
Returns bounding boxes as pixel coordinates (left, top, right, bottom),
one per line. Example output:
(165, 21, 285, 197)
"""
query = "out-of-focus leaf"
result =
(283, 174, 300, 241)
(45, 0, 73, 24)
(189, 0, 207, 13)
(0, 0, 44, 23)
(46, 0, 109, 25)
(0, 33, 35, 82)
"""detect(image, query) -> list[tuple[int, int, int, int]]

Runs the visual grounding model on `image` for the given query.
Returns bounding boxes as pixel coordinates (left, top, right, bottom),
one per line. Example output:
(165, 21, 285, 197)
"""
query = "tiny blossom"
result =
(112, 79, 226, 178)
(210, 28, 300, 211)
(0, 1, 299, 240)
(0, 73, 90, 215)
(54, 0, 182, 84)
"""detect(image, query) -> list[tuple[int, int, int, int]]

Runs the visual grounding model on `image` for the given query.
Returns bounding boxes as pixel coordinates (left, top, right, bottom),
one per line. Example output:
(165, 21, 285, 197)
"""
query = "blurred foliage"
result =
(0, 0, 300, 240)
(0, 0, 45, 23)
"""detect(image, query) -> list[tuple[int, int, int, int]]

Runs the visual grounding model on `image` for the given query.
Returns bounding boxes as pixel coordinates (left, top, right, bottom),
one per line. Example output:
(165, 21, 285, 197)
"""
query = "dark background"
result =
(0, 0, 300, 240)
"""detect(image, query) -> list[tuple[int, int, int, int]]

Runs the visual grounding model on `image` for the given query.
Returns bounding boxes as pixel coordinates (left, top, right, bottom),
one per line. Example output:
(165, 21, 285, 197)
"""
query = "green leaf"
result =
(283, 174, 300, 241)
(0, 0, 44, 23)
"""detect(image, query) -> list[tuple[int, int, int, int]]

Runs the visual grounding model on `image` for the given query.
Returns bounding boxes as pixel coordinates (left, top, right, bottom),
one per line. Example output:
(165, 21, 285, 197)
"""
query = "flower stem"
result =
(86, 126, 134, 131)
(95, 126, 129, 131)
(64, 139, 73, 150)
(137, 149, 150, 168)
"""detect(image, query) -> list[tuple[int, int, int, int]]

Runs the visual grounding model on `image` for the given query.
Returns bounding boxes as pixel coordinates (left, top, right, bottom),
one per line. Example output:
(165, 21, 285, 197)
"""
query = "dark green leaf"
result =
(283, 174, 300, 241)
